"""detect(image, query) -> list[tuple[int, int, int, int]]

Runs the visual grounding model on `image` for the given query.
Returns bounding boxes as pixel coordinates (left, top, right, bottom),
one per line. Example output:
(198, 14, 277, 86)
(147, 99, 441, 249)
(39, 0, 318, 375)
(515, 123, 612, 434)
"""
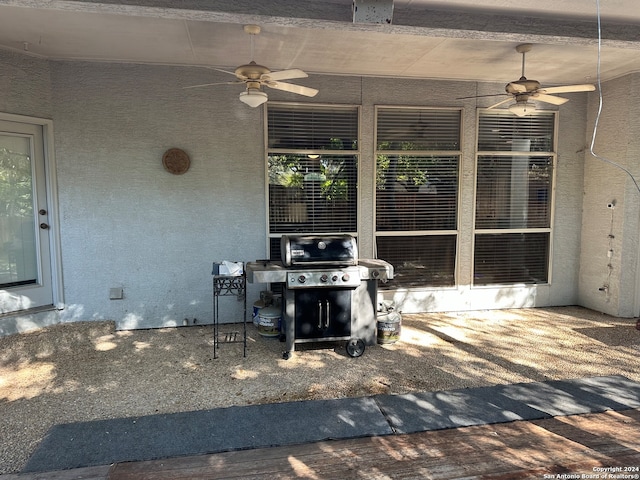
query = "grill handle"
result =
(325, 301, 330, 329)
(316, 300, 331, 329)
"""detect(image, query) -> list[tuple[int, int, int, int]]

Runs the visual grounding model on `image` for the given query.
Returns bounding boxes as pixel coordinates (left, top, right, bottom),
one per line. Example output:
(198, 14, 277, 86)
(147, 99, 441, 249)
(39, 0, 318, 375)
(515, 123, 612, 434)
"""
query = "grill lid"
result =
(281, 235, 358, 267)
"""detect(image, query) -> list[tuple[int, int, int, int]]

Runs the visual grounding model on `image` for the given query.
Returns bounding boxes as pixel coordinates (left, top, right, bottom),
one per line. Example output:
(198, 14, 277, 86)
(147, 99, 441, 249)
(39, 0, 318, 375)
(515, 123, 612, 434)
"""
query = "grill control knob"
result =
(371, 270, 380, 279)
(332, 275, 338, 282)
(320, 274, 328, 283)
(342, 273, 350, 282)
(298, 275, 306, 284)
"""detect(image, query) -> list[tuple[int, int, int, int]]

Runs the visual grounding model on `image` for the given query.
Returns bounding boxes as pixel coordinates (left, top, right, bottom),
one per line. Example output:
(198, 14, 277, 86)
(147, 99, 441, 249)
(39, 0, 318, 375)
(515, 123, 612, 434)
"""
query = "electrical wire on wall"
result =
(601, 203, 616, 301)
(589, 0, 640, 194)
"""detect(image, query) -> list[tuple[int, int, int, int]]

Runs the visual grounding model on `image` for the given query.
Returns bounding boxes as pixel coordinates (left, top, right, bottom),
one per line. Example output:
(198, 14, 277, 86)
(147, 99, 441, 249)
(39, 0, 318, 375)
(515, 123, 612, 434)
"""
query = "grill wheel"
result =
(346, 338, 366, 358)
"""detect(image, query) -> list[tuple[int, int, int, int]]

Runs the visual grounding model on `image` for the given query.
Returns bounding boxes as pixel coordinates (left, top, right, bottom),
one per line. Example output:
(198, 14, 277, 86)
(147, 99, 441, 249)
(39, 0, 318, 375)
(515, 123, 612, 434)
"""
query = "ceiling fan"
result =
(184, 24, 318, 107)
(461, 44, 595, 116)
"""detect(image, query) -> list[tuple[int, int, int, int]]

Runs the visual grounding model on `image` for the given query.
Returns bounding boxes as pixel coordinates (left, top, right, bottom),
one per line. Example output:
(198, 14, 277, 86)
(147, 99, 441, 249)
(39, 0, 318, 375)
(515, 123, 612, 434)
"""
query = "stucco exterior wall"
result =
(0, 50, 51, 118)
(51, 61, 267, 329)
(580, 73, 640, 317)
(0, 52, 598, 333)
(551, 93, 590, 304)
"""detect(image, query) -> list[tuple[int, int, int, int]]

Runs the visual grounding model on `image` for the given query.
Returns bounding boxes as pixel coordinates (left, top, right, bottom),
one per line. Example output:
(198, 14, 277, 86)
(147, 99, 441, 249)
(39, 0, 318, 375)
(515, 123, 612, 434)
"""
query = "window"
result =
(473, 111, 556, 285)
(267, 104, 359, 259)
(375, 107, 461, 288)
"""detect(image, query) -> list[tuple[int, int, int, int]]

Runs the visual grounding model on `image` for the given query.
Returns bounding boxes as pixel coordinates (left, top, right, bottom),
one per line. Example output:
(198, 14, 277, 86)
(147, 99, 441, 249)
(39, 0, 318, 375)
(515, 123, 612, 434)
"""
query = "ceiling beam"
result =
(1, 0, 639, 50)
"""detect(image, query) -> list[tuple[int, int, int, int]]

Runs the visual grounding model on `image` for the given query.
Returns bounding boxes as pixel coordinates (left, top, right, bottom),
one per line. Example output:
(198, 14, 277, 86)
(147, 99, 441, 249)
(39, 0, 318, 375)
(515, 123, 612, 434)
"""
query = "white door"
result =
(0, 119, 53, 313)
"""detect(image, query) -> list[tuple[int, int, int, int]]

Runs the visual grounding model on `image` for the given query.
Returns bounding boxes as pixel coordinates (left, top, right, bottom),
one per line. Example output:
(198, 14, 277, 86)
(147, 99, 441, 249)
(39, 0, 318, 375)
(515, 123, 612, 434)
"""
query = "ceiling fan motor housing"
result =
(506, 78, 541, 94)
(235, 61, 270, 80)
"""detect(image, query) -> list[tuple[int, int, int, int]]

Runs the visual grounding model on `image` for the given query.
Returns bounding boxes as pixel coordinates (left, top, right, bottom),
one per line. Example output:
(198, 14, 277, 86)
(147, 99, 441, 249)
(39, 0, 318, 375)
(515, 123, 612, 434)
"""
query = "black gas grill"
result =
(280, 234, 358, 267)
(247, 235, 393, 359)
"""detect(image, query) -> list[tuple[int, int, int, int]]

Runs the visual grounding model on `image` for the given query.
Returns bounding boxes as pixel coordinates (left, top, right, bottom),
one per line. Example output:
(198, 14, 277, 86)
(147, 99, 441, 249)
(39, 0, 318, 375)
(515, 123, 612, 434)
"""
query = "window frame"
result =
(374, 105, 463, 289)
(264, 102, 361, 257)
(472, 109, 558, 287)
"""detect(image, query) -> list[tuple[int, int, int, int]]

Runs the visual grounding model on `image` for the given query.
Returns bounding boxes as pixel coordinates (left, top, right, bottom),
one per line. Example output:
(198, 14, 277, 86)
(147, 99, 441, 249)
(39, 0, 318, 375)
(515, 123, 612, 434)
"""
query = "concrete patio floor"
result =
(1, 306, 639, 475)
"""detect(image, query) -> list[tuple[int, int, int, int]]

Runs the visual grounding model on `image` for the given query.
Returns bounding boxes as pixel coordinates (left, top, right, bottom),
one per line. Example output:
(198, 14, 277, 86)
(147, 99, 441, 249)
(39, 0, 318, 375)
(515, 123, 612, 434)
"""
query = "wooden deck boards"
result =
(7, 409, 640, 480)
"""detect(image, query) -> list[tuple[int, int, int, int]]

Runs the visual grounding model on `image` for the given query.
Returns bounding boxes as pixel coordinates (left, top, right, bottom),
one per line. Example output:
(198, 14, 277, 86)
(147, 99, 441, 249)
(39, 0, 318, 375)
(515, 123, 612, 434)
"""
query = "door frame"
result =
(0, 112, 63, 312)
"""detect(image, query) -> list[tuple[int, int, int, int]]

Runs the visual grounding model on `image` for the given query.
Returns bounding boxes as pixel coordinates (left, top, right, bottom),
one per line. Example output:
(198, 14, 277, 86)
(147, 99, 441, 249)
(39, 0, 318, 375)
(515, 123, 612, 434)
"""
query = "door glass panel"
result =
(0, 134, 38, 288)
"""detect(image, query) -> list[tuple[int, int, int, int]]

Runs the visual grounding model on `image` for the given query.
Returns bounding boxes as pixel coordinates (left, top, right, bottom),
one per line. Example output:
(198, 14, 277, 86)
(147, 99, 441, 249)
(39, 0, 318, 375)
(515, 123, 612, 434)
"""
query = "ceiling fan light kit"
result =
(509, 101, 536, 117)
(239, 88, 268, 107)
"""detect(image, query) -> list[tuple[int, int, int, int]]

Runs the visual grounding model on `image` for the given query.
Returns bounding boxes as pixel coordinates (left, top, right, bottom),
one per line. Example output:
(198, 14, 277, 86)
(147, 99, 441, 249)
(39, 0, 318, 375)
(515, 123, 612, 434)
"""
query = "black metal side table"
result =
(212, 263, 247, 359)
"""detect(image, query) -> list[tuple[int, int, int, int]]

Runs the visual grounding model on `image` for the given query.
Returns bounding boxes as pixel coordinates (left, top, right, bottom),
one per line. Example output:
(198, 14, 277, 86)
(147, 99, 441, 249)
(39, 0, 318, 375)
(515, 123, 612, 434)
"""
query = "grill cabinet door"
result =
(294, 289, 351, 339)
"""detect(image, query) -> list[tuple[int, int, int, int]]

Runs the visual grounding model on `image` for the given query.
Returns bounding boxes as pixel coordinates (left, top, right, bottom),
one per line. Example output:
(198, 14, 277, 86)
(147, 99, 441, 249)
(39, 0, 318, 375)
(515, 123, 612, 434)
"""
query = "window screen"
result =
(474, 110, 556, 286)
(267, 104, 359, 239)
(375, 107, 461, 289)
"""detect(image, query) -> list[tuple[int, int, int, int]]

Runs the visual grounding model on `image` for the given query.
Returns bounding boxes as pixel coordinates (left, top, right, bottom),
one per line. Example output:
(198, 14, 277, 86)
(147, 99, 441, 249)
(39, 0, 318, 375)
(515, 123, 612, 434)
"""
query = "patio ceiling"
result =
(1, 0, 640, 86)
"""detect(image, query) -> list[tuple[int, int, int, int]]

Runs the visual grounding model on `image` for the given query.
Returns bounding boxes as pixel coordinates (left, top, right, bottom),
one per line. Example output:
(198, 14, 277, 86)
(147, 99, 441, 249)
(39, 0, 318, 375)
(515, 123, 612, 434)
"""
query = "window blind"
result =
(377, 235, 457, 287)
(475, 155, 552, 229)
(376, 108, 461, 151)
(267, 104, 359, 237)
(478, 112, 555, 152)
(474, 232, 549, 285)
(375, 107, 461, 289)
(268, 104, 358, 151)
(376, 154, 458, 232)
(473, 110, 556, 286)
(268, 154, 357, 234)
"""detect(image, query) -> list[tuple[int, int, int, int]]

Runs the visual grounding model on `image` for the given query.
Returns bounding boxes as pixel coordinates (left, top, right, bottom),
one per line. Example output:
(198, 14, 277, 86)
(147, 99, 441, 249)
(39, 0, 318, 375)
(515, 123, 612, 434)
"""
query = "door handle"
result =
(318, 301, 323, 329)
(40, 223, 49, 230)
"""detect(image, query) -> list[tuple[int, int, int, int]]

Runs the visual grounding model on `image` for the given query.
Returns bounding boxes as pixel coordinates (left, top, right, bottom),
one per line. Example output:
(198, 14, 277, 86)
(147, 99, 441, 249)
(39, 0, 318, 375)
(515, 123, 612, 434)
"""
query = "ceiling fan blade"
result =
(262, 69, 308, 82)
(456, 93, 509, 100)
(487, 97, 515, 109)
(539, 84, 596, 94)
(183, 80, 243, 89)
(208, 67, 240, 77)
(265, 81, 318, 97)
(533, 93, 569, 105)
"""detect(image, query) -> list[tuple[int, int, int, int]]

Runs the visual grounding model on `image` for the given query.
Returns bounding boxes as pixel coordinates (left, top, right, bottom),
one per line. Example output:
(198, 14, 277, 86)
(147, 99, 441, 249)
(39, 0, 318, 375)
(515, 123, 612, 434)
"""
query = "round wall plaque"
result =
(162, 148, 190, 175)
